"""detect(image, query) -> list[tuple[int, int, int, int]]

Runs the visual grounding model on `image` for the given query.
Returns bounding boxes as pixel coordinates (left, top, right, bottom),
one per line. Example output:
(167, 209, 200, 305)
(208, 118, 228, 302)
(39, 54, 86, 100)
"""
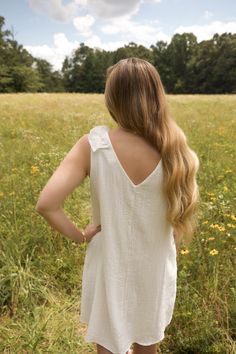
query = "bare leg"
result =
(133, 342, 157, 354)
(96, 343, 131, 354)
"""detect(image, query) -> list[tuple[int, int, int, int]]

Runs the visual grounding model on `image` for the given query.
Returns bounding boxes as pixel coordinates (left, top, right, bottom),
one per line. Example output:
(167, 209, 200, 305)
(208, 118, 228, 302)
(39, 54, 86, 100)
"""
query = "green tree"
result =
(164, 33, 198, 93)
(34, 58, 64, 92)
(0, 15, 63, 92)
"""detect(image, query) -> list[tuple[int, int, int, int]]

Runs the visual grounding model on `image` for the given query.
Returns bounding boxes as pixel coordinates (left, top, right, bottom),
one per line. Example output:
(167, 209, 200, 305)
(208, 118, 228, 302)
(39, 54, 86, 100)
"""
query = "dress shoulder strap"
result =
(88, 125, 110, 152)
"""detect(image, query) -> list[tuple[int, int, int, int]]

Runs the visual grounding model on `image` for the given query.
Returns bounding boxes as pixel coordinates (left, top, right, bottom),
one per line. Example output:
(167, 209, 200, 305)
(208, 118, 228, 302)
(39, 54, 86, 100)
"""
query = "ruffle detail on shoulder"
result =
(88, 125, 110, 152)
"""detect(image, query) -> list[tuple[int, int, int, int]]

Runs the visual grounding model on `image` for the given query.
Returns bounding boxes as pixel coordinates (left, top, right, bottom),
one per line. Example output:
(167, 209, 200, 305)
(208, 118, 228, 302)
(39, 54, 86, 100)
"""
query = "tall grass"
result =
(0, 93, 235, 353)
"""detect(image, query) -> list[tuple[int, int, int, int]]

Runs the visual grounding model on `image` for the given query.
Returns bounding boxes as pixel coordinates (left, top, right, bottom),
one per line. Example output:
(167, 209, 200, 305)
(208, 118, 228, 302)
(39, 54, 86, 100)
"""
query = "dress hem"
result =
(79, 318, 166, 354)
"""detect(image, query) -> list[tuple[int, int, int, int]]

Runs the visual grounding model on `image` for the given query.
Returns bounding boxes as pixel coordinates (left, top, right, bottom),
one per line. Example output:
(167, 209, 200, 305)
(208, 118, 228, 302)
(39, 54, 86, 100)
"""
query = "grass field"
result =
(0, 93, 235, 353)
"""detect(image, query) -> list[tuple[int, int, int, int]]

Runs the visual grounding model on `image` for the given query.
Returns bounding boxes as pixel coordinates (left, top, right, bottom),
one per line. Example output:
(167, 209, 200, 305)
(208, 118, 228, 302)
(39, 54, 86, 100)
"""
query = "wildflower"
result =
(180, 249, 189, 255)
(202, 220, 209, 224)
(207, 237, 215, 241)
(224, 213, 231, 217)
(209, 224, 225, 231)
(209, 249, 218, 256)
(0, 192, 4, 197)
(210, 197, 217, 201)
(223, 186, 228, 192)
(227, 224, 235, 229)
(210, 223, 219, 229)
(231, 215, 236, 221)
(207, 192, 215, 196)
(31, 165, 39, 174)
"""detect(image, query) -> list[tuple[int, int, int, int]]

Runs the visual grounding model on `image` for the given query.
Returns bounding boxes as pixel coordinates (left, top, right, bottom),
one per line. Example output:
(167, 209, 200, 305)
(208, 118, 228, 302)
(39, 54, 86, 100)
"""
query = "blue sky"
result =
(1, 0, 236, 70)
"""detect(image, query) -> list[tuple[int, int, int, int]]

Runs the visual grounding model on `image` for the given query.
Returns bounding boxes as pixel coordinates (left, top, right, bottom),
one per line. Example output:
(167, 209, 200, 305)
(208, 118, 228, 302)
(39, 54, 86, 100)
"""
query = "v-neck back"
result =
(105, 129, 162, 188)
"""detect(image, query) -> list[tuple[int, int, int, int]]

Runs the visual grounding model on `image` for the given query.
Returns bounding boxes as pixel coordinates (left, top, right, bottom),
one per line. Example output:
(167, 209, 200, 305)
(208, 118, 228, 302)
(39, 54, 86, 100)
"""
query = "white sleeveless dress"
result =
(79, 125, 177, 354)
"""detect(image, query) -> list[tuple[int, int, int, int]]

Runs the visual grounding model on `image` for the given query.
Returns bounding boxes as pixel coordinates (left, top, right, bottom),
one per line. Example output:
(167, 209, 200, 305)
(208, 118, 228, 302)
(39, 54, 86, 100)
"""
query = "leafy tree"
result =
(34, 58, 64, 92)
(0, 15, 236, 93)
(0, 16, 63, 92)
(113, 42, 153, 63)
(164, 33, 198, 93)
(151, 40, 171, 92)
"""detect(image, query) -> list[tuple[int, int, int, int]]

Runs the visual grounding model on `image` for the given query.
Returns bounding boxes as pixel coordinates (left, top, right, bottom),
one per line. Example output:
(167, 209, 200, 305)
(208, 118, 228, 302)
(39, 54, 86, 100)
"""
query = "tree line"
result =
(0, 15, 235, 94)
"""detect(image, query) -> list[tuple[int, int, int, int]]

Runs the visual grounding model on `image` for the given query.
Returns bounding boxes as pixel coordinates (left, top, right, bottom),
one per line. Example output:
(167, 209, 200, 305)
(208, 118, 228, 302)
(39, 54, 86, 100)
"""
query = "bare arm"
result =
(35, 134, 100, 243)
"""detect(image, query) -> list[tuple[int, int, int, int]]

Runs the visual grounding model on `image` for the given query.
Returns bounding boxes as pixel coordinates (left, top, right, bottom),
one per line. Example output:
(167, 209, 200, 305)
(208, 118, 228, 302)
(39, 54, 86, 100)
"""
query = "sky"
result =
(1, 0, 236, 71)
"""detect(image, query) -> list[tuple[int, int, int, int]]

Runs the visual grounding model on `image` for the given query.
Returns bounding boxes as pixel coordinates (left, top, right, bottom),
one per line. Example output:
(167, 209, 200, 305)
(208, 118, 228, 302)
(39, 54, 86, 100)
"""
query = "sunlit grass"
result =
(0, 93, 235, 353)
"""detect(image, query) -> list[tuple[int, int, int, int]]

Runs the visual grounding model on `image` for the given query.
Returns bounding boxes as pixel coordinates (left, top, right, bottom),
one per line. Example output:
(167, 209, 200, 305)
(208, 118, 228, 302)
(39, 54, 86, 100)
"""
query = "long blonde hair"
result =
(104, 57, 201, 249)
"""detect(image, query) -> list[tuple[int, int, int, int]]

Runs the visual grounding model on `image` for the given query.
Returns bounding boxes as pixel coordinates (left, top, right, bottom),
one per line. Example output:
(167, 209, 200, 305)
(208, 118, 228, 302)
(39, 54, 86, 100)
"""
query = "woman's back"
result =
(79, 124, 177, 354)
(105, 126, 162, 187)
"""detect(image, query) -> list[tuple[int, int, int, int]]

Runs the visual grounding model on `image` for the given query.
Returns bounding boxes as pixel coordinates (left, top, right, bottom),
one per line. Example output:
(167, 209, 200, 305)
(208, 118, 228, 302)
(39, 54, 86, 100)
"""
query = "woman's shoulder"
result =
(87, 125, 110, 152)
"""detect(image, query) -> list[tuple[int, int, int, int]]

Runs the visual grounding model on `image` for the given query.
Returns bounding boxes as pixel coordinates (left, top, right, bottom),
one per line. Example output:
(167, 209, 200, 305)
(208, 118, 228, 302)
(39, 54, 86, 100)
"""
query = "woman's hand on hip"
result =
(83, 223, 101, 243)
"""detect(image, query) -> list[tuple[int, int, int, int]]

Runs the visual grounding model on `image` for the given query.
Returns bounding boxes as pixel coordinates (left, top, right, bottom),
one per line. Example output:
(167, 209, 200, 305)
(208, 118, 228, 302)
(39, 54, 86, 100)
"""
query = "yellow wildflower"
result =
(223, 186, 228, 192)
(180, 249, 189, 255)
(224, 213, 231, 217)
(0, 192, 4, 197)
(210, 197, 217, 201)
(209, 249, 218, 256)
(31, 165, 39, 174)
(207, 192, 215, 196)
(227, 224, 235, 229)
(202, 220, 209, 224)
(231, 215, 236, 221)
(210, 223, 219, 229)
(209, 224, 225, 231)
(208, 237, 215, 241)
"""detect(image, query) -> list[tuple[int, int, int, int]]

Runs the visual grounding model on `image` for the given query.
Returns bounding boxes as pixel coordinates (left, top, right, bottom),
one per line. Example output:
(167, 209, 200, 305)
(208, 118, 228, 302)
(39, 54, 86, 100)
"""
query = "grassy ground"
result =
(0, 93, 235, 353)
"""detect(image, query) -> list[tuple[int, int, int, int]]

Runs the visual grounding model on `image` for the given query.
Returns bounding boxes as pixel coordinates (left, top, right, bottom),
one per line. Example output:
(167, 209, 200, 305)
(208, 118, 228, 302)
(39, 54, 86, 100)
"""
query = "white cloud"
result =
(27, 0, 85, 22)
(27, 0, 162, 22)
(24, 32, 129, 70)
(26, 27, 169, 71)
(101, 16, 169, 45)
(73, 14, 95, 36)
(25, 33, 79, 70)
(87, 0, 141, 19)
(174, 21, 236, 42)
(87, 0, 161, 19)
(141, 0, 161, 3)
(25, 0, 167, 70)
(204, 10, 213, 19)
(74, 0, 88, 5)
(84, 35, 128, 51)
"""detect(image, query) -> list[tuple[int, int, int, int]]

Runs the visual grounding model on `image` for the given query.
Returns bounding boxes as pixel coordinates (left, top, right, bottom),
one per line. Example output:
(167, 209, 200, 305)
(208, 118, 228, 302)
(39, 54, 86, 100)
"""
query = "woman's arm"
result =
(35, 134, 90, 243)
(37, 207, 84, 243)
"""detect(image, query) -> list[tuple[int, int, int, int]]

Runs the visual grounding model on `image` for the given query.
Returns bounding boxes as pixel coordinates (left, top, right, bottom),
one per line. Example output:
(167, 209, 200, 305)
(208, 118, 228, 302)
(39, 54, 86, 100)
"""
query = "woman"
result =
(36, 57, 200, 354)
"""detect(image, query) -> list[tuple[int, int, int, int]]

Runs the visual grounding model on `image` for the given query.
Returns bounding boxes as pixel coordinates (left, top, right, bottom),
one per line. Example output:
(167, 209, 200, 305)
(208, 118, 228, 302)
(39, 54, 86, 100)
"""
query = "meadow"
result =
(0, 93, 235, 353)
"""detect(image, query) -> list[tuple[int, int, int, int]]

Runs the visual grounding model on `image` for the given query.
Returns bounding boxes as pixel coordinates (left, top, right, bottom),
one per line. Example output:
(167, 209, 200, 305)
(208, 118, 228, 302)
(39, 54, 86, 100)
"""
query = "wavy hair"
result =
(104, 57, 201, 249)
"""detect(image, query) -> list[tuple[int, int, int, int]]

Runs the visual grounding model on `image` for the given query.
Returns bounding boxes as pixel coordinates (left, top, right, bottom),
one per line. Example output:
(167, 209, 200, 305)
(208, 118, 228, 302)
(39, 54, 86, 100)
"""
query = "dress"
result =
(79, 125, 177, 354)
